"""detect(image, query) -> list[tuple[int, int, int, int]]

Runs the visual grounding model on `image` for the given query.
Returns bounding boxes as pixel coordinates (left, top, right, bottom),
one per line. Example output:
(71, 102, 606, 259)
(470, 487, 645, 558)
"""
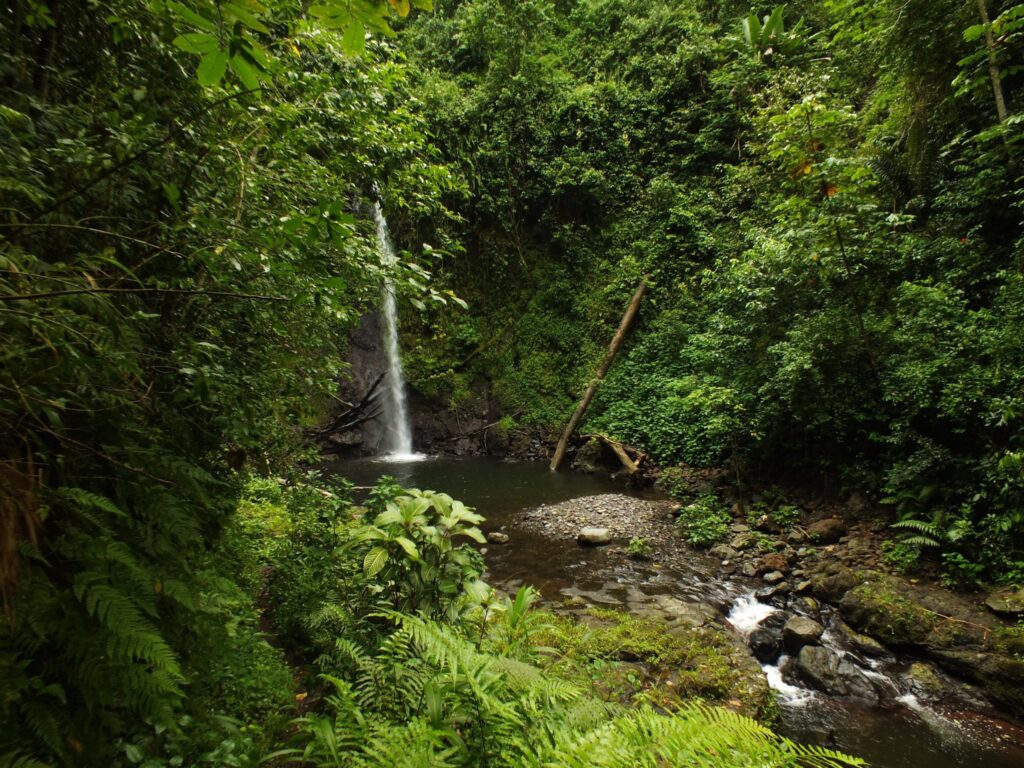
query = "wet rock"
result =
(985, 586, 1024, 617)
(709, 544, 738, 560)
(488, 532, 510, 544)
(794, 580, 814, 594)
(835, 621, 887, 657)
(784, 616, 824, 652)
(731, 533, 757, 551)
(756, 553, 790, 575)
(929, 649, 1024, 716)
(741, 562, 758, 578)
(763, 570, 786, 585)
(795, 645, 841, 690)
(906, 661, 946, 699)
(795, 646, 878, 701)
(653, 596, 718, 628)
(809, 563, 859, 602)
(806, 517, 847, 544)
(577, 527, 612, 546)
(749, 626, 783, 663)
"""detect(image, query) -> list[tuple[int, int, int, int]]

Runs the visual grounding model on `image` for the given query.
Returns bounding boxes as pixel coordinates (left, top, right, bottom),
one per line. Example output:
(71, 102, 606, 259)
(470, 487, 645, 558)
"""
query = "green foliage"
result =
(400, 0, 1024, 578)
(288, 590, 862, 768)
(347, 488, 488, 623)
(0, 0, 453, 762)
(674, 496, 732, 549)
(626, 537, 651, 559)
(881, 539, 921, 574)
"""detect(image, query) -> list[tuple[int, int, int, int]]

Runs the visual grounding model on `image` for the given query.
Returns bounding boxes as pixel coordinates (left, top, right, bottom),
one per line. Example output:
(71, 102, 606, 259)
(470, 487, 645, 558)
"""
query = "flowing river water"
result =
(327, 455, 1024, 768)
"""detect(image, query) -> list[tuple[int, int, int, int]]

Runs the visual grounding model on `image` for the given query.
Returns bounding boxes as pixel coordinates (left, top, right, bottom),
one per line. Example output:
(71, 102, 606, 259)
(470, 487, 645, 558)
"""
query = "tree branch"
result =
(0, 287, 288, 303)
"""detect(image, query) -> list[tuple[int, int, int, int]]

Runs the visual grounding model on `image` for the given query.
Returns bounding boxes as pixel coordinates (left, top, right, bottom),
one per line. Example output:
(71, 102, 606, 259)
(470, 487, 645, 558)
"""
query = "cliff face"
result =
(323, 313, 524, 458)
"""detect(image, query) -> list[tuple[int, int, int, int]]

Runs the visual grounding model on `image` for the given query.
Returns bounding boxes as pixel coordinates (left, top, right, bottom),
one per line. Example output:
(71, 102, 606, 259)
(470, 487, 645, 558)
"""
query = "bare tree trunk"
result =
(976, 0, 1009, 124)
(549, 280, 647, 471)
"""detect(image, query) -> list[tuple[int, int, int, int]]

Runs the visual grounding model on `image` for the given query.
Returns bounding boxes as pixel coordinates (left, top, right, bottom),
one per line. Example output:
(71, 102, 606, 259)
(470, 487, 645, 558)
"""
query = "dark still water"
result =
(323, 455, 1024, 768)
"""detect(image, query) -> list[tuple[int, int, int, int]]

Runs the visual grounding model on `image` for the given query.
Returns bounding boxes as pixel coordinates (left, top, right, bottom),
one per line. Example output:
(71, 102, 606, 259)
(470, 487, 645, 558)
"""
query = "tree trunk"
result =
(549, 279, 647, 471)
(976, 0, 1009, 124)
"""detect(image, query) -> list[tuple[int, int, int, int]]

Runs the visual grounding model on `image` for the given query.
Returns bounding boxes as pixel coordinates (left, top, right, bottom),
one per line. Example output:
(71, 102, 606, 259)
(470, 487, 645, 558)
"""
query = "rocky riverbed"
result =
(503, 492, 1024, 729)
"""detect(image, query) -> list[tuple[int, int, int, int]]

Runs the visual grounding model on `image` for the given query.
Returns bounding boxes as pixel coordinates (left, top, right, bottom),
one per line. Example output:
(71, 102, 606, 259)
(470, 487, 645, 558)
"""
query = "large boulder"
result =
(806, 517, 847, 544)
(928, 649, 1024, 715)
(985, 586, 1024, 617)
(809, 563, 859, 602)
(572, 439, 616, 474)
(794, 646, 878, 701)
(783, 616, 824, 653)
(749, 626, 783, 663)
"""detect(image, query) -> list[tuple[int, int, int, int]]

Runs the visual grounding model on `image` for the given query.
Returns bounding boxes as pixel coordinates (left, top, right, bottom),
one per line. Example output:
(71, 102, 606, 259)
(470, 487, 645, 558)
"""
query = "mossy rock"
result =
(536, 608, 771, 719)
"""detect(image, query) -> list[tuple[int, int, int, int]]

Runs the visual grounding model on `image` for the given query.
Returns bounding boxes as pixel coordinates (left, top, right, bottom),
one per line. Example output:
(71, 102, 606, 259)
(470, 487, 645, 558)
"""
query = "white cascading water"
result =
(372, 201, 420, 460)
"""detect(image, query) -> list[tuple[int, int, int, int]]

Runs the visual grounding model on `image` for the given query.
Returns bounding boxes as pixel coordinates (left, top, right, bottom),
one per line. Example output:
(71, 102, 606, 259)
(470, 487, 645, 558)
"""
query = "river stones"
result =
(731, 533, 757, 551)
(577, 527, 612, 545)
(783, 615, 824, 653)
(709, 544, 738, 560)
(756, 552, 790, 575)
(488, 532, 510, 544)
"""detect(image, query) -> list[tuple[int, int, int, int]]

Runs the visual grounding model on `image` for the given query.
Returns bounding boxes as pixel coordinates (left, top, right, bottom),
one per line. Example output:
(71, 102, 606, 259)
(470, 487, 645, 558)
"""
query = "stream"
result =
(328, 455, 1024, 768)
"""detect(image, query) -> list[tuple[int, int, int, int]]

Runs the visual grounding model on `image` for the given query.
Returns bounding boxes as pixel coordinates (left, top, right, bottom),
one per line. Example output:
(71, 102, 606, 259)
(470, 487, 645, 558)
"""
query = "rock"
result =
(764, 570, 786, 585)
(709, 544, 738, 560)
(571, 439, 615, 474)
(809, 563, 859, 602)
(906, 661, 946, 699)
(488, 532, 510, 544)
(731, 533, 757, 551)
(756, 553, 790, 575)
(749, 626, 783, 663)
(835, 621, 887, 657)
(795, 580, 814, 594)
(928, 649, 1024, 716)
(787, 528, 808, 544)
(985, 586, 1024, 616)
(756, 586, 780, 602)
(795, 645, 842, 691)
(783, 616, 824, 653)
(741, 562, 758, 578)
(577, 527, 612, 546)
(794, 646, 877, 701)
(731, 523, 751, 533)
(806, 517, 847, 544)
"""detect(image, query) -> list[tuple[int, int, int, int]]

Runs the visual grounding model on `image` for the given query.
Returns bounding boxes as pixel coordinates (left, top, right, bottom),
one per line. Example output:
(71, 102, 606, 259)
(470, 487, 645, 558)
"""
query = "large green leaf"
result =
(342, 19, 366, 56)
(173, 33, 219, 54)
(197, 51, 229, 86)
(363, 546, 389, 577)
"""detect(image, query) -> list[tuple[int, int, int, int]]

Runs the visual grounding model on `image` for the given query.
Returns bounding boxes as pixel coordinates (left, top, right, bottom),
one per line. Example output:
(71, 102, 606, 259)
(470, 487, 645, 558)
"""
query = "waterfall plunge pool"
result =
(325, 455, 1024, 768)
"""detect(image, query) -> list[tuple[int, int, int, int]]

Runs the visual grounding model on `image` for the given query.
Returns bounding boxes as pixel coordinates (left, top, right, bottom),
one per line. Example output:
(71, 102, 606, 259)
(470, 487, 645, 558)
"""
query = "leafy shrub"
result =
(675, 496, 731, 548)
(881, 539, 920, 574)
(627, 537, 651, 559)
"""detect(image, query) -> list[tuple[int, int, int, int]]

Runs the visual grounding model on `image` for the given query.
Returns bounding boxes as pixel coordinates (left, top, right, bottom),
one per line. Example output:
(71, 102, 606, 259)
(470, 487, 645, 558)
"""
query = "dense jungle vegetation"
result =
(0, 0, 1020, 765)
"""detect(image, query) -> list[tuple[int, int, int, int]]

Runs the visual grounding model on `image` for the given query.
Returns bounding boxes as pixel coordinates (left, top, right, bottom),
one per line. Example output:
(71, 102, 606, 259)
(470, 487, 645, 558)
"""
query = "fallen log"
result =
(549, 279, 647, 471)
(315, 371, 385, 437)
(579, 433, 647, 475)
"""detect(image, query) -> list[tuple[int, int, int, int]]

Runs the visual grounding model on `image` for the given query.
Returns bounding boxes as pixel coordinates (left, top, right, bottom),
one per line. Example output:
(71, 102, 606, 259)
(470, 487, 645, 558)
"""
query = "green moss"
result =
(533, 608, 769, 717)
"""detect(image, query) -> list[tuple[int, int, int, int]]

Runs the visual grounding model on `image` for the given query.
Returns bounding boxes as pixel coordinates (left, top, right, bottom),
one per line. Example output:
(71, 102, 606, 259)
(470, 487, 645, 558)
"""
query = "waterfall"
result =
(372, 201, 419, 459)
